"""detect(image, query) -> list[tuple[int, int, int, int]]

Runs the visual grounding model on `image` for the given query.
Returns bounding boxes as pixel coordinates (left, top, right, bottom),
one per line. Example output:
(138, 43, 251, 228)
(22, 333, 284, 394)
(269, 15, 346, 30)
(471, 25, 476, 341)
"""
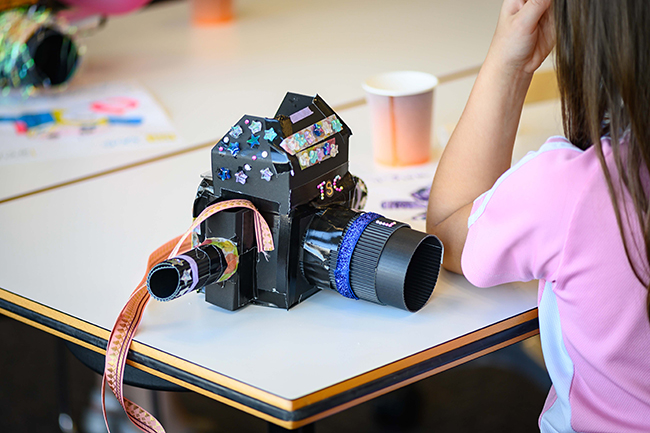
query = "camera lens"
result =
(147, 243, 230, 302)
(301, 208, 443, 312)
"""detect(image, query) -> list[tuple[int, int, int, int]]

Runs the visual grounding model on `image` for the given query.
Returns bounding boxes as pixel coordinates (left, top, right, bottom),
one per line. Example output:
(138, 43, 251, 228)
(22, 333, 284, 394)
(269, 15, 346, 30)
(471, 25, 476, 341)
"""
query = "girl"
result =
(426, 0, 650, 431)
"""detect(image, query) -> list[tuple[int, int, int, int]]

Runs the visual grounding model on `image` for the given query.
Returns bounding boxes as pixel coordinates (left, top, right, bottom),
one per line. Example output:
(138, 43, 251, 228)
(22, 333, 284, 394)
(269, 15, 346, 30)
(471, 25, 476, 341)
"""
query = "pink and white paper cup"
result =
(363, 71, 438, 166)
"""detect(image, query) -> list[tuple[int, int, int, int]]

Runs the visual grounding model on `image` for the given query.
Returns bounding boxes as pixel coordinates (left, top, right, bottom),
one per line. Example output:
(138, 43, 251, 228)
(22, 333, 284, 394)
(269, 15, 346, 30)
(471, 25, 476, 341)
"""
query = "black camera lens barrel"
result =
(302, 208, 443, 312)
(147, 244, 228, 302)
(374, 227, 443, 311)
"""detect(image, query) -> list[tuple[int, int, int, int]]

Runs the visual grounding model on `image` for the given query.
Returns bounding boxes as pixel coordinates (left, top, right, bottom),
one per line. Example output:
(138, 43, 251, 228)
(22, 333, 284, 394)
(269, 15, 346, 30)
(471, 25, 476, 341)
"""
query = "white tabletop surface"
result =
(0, 97, 561, 401)
(1, 0, 506, 200)
(0, 0, 563, 414)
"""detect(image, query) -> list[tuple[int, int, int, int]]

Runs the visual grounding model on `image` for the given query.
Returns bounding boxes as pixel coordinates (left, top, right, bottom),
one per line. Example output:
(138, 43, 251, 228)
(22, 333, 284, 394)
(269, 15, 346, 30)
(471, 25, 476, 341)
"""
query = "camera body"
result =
(145, 92, 444, 313)
(192, 93, 364, 310)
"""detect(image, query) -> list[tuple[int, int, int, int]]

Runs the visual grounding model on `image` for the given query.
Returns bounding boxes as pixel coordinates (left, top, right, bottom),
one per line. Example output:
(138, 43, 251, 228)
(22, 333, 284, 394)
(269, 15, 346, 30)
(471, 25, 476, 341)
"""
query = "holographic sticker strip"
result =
(279, 114, 343, 155)
(102, 199, 274, 433)
(295, 138, 339, 170)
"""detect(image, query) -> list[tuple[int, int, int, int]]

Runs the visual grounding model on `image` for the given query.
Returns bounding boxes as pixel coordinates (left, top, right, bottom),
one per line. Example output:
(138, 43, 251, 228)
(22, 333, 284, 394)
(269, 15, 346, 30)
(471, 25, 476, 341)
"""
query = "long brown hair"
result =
(554, 0, 650, 320)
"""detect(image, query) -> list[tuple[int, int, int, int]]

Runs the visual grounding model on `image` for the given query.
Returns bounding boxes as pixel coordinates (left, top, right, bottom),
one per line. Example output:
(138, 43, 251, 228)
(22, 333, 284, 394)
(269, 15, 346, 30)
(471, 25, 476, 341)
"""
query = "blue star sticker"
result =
(218, 167, 231, 181)
(229, 142, 240, 156)
(247, 134, 260, 148)
(264, 128, 277, 142)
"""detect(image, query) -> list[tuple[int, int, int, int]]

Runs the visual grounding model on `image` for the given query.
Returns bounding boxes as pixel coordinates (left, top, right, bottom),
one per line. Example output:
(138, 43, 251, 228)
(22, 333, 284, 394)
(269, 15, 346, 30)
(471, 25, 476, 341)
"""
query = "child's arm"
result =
(426, 0, 554, 274)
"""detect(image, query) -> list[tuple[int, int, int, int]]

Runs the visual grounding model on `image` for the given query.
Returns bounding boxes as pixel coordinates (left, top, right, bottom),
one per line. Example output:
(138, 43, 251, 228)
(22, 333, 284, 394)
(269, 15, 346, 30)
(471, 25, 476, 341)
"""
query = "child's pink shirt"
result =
(461, 136, 650, 432)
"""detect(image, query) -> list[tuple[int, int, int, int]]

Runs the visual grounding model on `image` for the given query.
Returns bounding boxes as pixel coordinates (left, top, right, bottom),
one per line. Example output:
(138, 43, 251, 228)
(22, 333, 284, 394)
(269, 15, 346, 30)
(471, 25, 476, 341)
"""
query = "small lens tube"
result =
(147, 244, 228, 302)
(302, 209, 443, 312)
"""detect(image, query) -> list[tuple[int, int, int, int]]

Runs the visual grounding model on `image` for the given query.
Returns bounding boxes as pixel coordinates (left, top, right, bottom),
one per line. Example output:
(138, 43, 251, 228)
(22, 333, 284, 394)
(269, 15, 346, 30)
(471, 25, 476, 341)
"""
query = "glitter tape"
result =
(295, 138, 339, 169)
(333, 212, 382, 299)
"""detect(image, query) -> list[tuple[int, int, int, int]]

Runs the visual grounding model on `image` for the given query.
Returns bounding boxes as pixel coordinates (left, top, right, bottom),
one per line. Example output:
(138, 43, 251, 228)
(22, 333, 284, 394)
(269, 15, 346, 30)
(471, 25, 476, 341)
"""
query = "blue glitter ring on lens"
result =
(334, 212, 382, 299)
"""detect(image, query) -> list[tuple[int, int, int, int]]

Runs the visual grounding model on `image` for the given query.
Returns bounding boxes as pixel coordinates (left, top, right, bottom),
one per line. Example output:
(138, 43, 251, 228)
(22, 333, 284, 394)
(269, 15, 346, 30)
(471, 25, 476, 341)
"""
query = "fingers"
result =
(518, 0, 553, 31)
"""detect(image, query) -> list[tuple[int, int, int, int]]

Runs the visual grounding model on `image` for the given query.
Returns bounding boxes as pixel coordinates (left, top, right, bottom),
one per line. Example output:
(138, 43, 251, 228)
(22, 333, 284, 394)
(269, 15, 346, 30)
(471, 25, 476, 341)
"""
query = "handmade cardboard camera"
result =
(147, 93, 442, 312)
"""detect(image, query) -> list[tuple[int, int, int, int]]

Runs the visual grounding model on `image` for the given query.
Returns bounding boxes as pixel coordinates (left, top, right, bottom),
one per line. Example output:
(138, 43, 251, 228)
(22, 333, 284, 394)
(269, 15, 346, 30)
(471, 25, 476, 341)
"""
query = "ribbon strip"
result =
(102, 199, 274, 433)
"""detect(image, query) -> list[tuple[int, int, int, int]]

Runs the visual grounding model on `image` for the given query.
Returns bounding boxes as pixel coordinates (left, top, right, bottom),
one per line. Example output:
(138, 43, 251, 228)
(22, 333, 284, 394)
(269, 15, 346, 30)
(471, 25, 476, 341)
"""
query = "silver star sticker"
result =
(180, 269, 192, 285)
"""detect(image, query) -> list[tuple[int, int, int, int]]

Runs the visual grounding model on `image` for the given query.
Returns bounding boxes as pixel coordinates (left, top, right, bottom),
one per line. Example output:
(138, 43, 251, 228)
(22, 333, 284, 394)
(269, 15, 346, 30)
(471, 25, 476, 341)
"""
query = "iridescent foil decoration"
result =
(260, 167, 273, 181)
(0, 6, 82, 97)
(296, 138, 338, 169)
(279, 114, 341, 155)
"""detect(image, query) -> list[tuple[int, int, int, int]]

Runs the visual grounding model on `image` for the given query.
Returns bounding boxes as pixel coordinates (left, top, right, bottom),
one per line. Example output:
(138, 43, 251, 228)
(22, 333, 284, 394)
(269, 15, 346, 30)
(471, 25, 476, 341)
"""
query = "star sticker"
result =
(235, 170, 248, 185)
(229, 142, 240, 156)
(264, 128, 277, 142)
(249, 120, 262, 134)
(260, 167, 273, 182)
(229, 125, 243, 138)
(330, 143, 339, 157)
(247, 134, 260, 148)
(218, 167, 231, 181)
(181, 269, 192, 285)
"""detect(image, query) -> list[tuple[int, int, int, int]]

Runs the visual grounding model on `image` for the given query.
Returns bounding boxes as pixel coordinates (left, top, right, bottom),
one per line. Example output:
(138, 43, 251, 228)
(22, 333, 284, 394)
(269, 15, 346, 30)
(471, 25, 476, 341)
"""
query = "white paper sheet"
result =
(0, 81, 183, 165)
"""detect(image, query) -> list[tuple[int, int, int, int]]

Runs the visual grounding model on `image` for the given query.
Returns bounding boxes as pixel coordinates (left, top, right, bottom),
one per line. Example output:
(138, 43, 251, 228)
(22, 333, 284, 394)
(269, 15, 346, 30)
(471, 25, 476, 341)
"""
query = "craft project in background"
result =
(0, 5, 81, 96)
(363, 71, 438, 166)
(0, 81, 183, 165)
(0, 0, 151, 96)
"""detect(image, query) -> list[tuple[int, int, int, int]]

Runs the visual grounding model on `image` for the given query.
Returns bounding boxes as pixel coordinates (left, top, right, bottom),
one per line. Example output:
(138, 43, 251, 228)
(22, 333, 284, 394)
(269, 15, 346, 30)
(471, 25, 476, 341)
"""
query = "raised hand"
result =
(487, 0, 555, 76)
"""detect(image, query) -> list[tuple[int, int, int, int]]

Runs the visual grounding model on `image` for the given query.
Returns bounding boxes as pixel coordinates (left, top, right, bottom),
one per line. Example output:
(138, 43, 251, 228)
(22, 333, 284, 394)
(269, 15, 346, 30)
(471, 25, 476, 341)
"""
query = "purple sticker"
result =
(289, 107, 313, 124)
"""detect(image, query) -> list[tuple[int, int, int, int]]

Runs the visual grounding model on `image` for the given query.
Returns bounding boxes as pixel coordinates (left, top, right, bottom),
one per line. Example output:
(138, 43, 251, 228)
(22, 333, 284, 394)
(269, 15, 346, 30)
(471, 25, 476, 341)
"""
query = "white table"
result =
(0, 0, 562, 429)
(1, 0, 503, 201)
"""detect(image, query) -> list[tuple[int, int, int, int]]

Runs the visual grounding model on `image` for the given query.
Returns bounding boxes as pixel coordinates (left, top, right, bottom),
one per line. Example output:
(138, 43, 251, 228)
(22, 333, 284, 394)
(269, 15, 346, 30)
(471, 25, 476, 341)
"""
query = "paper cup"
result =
(363, 71, 438, 166)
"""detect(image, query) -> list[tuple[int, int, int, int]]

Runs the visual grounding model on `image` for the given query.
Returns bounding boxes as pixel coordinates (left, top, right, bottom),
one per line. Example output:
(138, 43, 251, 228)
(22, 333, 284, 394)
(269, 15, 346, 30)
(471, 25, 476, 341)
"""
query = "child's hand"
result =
(487, 0, 555, 76)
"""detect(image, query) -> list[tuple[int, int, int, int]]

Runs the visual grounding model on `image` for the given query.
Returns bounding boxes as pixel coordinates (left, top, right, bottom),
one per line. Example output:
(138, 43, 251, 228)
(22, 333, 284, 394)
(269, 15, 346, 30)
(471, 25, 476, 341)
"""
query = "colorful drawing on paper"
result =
(381, 186, 429, 220)
(0, 82, 183, 165)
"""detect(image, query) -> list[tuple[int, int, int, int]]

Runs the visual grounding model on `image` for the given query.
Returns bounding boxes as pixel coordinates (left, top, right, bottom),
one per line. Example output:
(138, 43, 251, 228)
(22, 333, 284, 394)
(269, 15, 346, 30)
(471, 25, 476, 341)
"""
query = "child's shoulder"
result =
(518, 136, 587, 171)
(496, 135, 603, 198)
(470, 136, 598, 225)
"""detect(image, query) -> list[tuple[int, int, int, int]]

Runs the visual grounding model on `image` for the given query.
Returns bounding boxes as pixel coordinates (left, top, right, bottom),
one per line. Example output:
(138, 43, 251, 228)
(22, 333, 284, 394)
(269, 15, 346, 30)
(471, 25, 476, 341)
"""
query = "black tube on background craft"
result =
(25, 26, 79, 87)
(301, 207, 443, 312)
(0, 9, 81, 92)
(147, 244, 229, 302)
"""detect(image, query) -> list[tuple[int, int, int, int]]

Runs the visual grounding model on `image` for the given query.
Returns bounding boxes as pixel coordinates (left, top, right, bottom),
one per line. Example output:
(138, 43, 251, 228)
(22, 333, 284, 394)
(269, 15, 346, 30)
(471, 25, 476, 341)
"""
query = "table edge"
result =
(0, 285, 538, 428)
